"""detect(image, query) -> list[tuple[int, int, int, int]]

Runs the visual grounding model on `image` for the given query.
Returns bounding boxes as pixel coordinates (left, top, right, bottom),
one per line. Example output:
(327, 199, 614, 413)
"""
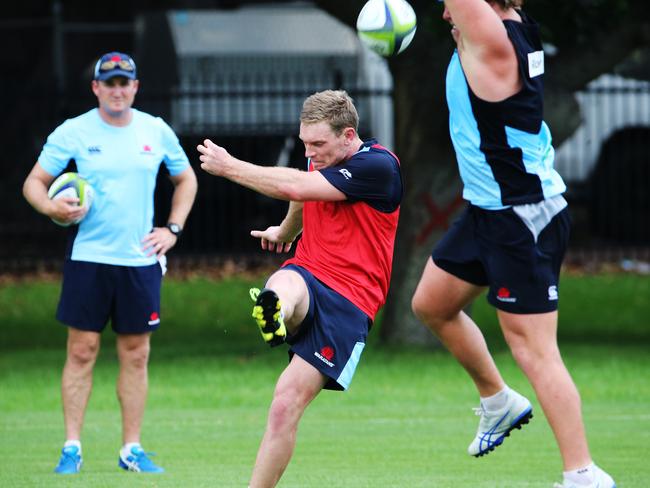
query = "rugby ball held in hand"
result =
(357, 0, 417, 57)
(47, 172, 94, 227)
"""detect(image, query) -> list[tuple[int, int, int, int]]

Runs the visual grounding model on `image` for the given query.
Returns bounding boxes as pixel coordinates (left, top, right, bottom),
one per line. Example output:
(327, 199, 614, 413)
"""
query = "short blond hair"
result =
(300, 90, 359, 135)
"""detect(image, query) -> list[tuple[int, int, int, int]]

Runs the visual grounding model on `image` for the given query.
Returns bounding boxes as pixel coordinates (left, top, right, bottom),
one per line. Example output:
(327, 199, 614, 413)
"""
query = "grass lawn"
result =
(0, 272, 649, 487)
(1, 345, 648, 487)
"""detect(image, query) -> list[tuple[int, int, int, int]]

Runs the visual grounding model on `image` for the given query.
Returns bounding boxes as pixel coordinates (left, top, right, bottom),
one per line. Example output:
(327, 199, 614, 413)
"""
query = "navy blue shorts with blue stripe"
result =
(57, 260, 163, 334)
(281, 264, 371, 391)
(432, 204, 570, 314)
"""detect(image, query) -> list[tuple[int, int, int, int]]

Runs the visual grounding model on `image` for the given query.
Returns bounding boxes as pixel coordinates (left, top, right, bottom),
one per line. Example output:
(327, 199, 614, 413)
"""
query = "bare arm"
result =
(22, 162, 86, 224)
(142, 165, 198, 257)
(444, 0, 521, 100)
(167, 166, 198, 228)
(251, 201, 304, 253)
(197, 139, 345, 202)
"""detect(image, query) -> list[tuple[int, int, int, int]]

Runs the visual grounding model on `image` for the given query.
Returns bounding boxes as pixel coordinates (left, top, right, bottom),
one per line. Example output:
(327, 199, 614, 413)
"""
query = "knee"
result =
(412, 292, 447, 331)
(67, 339, 99, 366)
(119, 341, 150, 370)
(509, 343, 534, 370)
(411, 292, 430, 322)
(509, 339, 561, 375)
(267, 390, 304, 435)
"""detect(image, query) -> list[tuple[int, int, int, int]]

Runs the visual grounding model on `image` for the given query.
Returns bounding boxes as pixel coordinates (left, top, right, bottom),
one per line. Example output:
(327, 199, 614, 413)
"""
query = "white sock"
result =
(64, 440, 81, 453)
(121, 442, 142, 458)
(564, 462, 596, 485)
(480, 386, 510, 411)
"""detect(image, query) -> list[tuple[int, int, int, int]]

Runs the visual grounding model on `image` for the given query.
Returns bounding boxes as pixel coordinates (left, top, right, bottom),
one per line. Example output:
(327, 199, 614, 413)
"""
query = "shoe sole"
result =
(473, 408, 533, 457)
(254, 289, 286, 347)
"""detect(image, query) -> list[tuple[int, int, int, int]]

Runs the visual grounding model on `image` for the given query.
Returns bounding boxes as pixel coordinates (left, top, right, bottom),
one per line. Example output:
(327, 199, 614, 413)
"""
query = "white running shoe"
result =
(553, 465, 616, 488)
(468, 389, 533, 457)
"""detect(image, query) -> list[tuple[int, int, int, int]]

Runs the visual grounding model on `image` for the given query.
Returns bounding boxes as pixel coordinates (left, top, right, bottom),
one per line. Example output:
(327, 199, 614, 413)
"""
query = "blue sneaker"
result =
(54, 445, 82, 474)
(118, 446, 164, 473)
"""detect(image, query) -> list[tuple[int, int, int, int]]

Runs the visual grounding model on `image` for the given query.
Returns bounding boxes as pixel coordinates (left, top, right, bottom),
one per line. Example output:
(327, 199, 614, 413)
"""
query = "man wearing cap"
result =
(23, 52, 197, 474)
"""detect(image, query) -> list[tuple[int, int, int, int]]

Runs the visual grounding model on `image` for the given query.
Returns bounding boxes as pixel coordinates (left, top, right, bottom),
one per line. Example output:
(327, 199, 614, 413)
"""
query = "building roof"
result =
(168, 4, 359, 57)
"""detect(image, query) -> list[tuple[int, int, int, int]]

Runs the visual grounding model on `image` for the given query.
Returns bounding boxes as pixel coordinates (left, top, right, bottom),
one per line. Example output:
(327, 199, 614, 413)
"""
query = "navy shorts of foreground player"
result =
(282, 264, 371, 391)
(57, 260, 163, 334)
(432, 195, 570, 314)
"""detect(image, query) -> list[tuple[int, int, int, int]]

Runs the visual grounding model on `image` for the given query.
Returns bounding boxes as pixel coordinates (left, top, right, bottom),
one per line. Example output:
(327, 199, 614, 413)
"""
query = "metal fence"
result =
(1, 85, 390, 273)
(556, 75, 650, 249)
(2, 80, 649, 274)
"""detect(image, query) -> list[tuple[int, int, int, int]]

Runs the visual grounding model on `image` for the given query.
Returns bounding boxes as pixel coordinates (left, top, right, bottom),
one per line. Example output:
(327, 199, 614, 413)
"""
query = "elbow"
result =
(278, 184, 304, 202)
(22, 178, 33, 201)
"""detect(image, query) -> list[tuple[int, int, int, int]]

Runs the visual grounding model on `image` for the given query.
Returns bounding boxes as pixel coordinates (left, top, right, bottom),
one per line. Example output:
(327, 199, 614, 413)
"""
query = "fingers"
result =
(275, 242, 292, 253)
(250, 228, 293, 253)
(60, 196, 81, 205)
(197, 139, 228, 176)
(196, 138, 213, 154)
(51, 198, 85, 223)
(142, 228, 176, 257)
(197, 139, 219, 155)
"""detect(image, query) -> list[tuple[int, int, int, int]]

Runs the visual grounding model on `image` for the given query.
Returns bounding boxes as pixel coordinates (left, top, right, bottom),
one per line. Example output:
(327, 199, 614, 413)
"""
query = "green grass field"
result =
(1, 273, 649, 487)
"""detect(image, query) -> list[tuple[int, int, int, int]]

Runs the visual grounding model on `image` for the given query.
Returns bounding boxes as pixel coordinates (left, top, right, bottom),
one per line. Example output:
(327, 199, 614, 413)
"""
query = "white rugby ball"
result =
(357, 0, 417, 57)
(47, 172, 94, 227)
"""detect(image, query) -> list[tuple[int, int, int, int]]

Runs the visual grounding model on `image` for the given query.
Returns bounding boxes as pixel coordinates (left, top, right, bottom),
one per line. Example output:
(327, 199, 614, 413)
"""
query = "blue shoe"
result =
(118, 446, 164, 473)
(54, 445, 82, 474)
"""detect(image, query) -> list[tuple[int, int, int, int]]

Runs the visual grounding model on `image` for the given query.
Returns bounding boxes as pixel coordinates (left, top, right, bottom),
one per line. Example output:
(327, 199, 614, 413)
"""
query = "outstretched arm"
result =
(197, 139, 345, 202)
(443, 0, 521, 100)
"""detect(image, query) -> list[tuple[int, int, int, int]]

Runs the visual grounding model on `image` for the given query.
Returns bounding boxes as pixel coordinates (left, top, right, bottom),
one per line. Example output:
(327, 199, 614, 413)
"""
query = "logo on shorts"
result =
(496, 287, 517, 303)
(314, 346, 335, 367)
(548, 285, 558, 300)
(148, 312, 160, 326)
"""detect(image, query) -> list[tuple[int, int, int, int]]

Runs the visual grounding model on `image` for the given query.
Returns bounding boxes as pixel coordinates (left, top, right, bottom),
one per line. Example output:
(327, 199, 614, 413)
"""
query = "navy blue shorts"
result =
(281, 264, 371, 391)
(56, 260, 163, 334)
(432, 204, 570, 314)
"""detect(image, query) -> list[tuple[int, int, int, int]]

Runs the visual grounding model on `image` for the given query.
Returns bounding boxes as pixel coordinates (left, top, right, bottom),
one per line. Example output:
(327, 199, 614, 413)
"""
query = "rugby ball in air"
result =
(47, 172, 94, 227)
(356, 0, 417, 57)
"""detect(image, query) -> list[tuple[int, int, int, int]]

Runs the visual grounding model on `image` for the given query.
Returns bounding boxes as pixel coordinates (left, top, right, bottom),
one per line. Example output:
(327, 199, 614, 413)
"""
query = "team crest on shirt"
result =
(314, 346, 335, 367)
(140, 144, 155, 155)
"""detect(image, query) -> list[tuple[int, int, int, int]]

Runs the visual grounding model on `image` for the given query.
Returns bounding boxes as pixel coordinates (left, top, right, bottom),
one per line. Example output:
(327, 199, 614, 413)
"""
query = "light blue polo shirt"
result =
(38, 108, 190, 266)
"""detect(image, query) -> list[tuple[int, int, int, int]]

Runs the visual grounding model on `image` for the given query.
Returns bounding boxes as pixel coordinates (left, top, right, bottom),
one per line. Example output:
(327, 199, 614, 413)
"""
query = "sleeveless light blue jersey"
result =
(38, 108, 190, 266)
(445, 12, 566, 210)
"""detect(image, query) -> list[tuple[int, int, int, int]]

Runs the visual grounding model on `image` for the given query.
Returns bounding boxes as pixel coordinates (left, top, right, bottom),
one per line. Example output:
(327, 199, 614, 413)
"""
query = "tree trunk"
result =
(377, 23, 464, 346)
